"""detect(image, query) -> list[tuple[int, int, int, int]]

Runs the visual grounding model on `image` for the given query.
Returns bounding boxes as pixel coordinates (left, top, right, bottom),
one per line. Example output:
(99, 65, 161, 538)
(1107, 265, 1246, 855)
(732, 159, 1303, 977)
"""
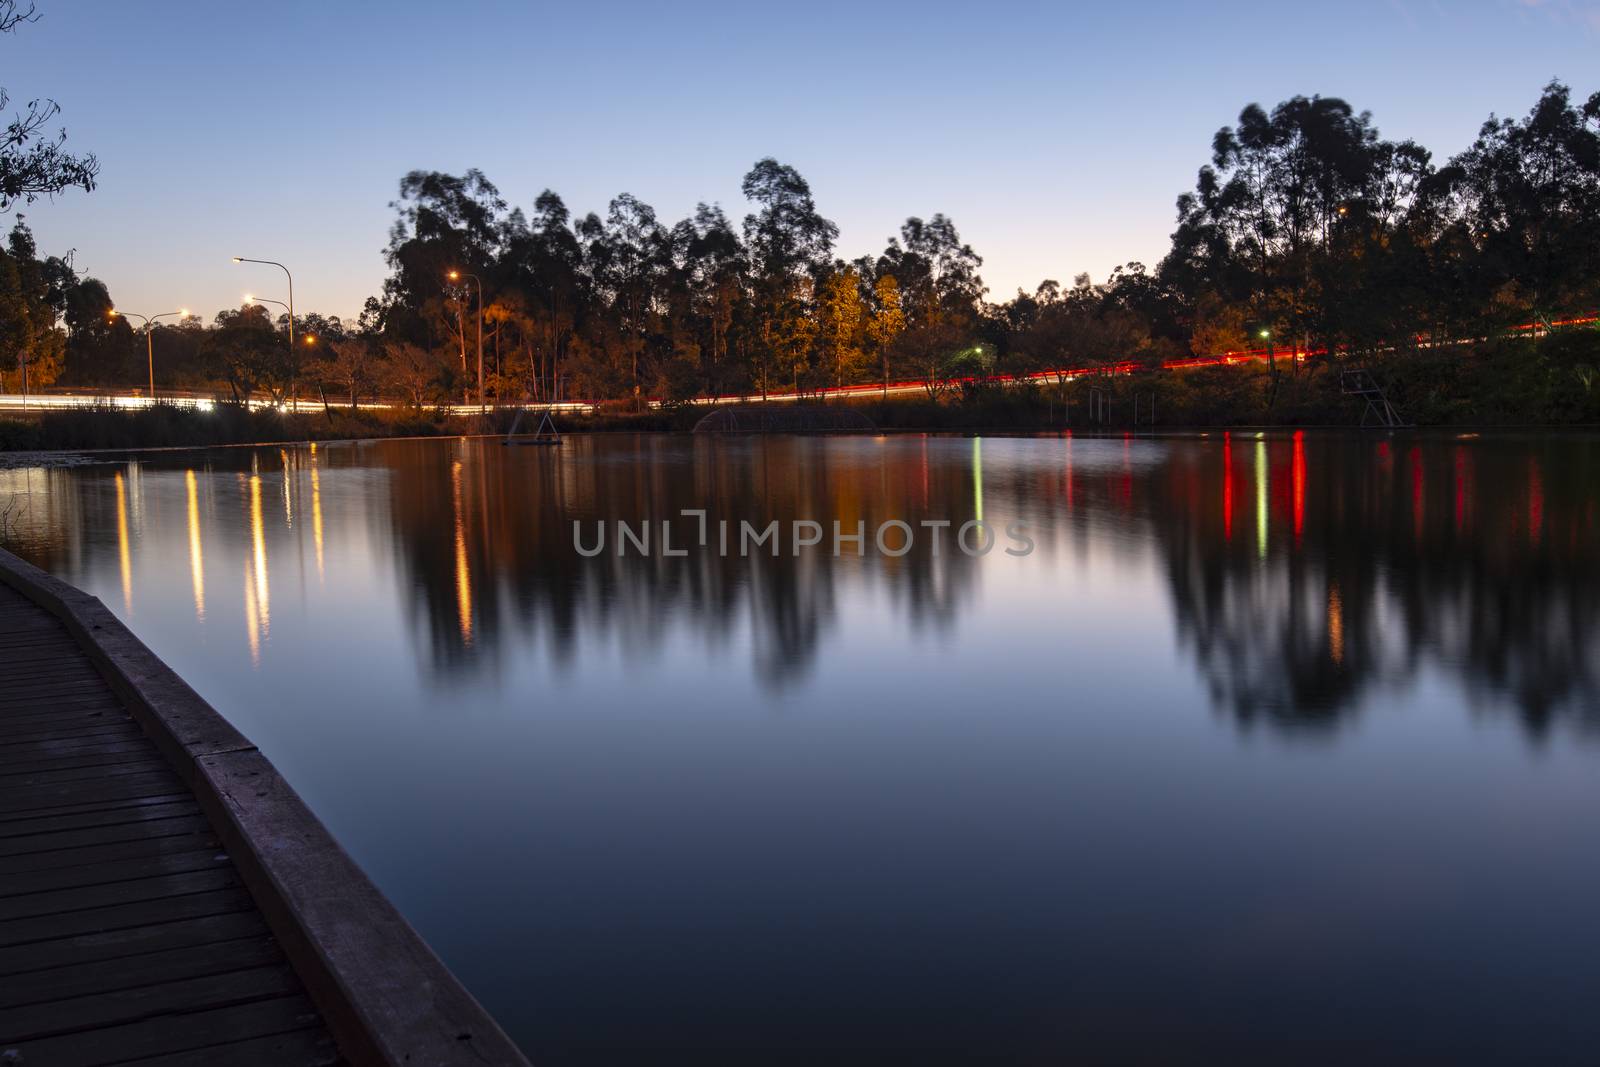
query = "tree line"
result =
(6, 80, 1598, 410)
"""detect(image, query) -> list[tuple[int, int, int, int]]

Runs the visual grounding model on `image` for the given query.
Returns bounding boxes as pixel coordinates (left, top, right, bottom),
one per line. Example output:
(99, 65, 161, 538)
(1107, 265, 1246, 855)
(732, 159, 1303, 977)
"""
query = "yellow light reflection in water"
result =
(249, 474, 269, 643)
(1255, 438, 1268, 559)
(972, 437, 983, 523)
(451, 459, 473, 645)
(243, 564, 260, 666)
(185, 470, 205, 622)
(114, 470, 132, 614)
(1328, 584, 1345, 665)
(280, 448, 293, 527)
(310, 465, 324, 581)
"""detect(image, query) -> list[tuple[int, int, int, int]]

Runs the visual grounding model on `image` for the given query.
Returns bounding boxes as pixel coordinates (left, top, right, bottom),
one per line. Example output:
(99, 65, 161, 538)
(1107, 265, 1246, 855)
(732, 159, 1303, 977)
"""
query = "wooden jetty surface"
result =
(0, 550, 529, 1067)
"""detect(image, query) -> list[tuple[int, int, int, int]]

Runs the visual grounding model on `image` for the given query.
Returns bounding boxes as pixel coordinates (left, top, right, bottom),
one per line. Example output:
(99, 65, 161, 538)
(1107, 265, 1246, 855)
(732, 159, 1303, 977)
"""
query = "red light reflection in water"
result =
(1410, 446, 1425, 544)
(1292, 431, 1306, 543)
(1064, 435, 1075, 508)
(920, 435, 929, 505)
(1120, 434, 1133, 509)
(1223, 432, 1234, 541)
(1529, 457, 1544, 544)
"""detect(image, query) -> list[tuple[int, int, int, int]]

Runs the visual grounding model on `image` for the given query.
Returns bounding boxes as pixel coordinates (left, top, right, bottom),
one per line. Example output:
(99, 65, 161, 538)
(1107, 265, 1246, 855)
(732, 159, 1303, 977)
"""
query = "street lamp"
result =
(447, 270, 484, 409)
(108, 308, 191, 401)
(244, 293, 291, 321)
(234, 257, 296, 409)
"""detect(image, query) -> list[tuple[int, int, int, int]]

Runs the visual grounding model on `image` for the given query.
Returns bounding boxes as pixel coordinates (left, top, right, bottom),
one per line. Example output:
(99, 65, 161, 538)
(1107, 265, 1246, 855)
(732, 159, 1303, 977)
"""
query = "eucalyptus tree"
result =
(1165, 95, 1390, 394)
(741, 158, 837, 397)
(0, 0, 97, 210)
(382, 169, 507, 354)
(1444, 81, 1600, 329)
(587, 193, 665, 405)
(876, 214, 984, 391)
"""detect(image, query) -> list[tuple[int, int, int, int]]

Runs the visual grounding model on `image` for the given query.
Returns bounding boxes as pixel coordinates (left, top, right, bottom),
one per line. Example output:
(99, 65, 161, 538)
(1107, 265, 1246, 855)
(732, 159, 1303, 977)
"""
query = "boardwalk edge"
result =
(0, 547, 532, 1067)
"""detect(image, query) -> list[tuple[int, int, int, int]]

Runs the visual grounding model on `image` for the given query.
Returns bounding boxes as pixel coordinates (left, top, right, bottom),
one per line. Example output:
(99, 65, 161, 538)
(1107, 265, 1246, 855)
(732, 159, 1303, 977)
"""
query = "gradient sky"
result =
(9, 0, 1598, 323)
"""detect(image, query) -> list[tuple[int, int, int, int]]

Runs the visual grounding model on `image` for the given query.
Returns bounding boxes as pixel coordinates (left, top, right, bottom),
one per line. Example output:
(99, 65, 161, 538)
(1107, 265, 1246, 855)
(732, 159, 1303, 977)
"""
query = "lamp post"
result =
(447, 270, 484, 410)
(244, 293, 289, 316)
(108, 308, 190, 401)
(233, 257, 295, 409)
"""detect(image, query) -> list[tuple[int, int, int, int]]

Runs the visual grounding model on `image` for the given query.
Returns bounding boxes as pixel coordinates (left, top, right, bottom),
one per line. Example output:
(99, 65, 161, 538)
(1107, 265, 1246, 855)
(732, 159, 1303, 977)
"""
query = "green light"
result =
(973, 437, 983, 522)
(1255, 439, 1268, 559)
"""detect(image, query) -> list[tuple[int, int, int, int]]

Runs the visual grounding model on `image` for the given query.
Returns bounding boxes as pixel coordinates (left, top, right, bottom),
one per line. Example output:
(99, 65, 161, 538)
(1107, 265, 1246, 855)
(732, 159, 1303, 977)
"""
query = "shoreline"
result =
(5, 422, 1600, 468)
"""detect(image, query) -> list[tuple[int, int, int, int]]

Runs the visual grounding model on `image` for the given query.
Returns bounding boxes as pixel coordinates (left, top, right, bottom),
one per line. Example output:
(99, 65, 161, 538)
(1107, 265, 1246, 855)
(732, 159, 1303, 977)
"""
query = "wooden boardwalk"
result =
(0, 582, 342, 1065)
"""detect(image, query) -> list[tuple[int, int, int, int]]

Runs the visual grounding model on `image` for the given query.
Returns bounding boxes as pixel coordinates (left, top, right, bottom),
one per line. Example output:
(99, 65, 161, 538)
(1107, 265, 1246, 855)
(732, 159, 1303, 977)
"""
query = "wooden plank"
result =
(3, 771, 187, 817)
(0, 907, 267, 975)
(0, 866, 242, 923)
(0, 990, 322, 1065)
(4, 757, 172, 788)
(0, 721, 143, 747)
(0, 664, 101, 684)
(4, 829, 217, 873)
(0, 886, 256, 949)
(0, 746, 166, 777)
(0, 962, 301, 1041)
(0, 718, 136, 744)
(112, 1026, 343, 1067)
(0, 848, 230, 899)
(0, 738, 158, 770)
(0, 684, 115, 705)
(0, 813, 209, 858)
(0, 674, 108, 693)
(0, 707, 123, 731)
(0, 934, 283, 1009)
(0, 797, 199, 840)
(0, 706, 135, 730)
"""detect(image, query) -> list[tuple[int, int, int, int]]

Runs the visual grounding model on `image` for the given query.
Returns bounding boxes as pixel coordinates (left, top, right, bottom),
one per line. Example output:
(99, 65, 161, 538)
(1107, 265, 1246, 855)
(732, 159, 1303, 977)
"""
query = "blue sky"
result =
(8, 0, 1598, 322)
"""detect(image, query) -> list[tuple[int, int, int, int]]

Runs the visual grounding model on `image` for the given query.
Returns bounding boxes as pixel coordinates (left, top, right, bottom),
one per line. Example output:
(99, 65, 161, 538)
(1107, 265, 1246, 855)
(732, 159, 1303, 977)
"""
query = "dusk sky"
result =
(10, 0, 1598, 322)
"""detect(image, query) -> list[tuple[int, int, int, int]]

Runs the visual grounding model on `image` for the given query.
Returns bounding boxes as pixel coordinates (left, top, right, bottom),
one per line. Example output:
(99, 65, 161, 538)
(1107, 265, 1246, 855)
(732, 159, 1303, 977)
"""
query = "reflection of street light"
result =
(234, 257, 297, 409)
(447, 269, 484, 409)
(108, 308, 191, 400)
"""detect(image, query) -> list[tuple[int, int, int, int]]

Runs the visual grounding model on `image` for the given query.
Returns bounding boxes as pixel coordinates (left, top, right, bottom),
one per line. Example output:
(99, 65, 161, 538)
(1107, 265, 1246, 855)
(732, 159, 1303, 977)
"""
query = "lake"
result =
(4, 431, 1598, 1064)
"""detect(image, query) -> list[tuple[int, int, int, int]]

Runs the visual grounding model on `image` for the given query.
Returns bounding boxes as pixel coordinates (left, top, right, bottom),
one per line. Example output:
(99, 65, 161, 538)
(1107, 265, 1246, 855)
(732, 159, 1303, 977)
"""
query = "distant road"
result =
(3, 314, 1589, 416)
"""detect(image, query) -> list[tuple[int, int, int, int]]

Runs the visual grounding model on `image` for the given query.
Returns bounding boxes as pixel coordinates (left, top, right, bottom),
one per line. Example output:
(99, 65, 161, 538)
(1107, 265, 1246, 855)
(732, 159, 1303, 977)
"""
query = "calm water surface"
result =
(5, 432, 1599, 1064)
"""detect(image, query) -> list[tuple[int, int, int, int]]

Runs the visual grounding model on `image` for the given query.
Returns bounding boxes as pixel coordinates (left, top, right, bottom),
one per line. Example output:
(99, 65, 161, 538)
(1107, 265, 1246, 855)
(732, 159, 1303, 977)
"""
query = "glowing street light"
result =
(108, 308, 191, 401)
(234, 256, 297, 409)
(447, 269, 485, 409)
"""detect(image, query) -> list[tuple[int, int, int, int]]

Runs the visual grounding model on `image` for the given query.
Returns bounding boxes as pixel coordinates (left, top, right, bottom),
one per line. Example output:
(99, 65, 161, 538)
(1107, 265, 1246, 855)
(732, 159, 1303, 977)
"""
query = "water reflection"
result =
(1156, 434, 1600, 736)
(3, 432, 1597, 730)
(247, 472, 269, 664)
(114, 467, 132, 614)
(4, 431, 1600, 1062)
(186, 469, 205, 622)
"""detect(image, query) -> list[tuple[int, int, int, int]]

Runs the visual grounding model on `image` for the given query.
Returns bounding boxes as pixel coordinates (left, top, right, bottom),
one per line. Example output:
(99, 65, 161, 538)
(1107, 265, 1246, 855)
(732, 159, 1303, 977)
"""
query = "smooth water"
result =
(4, 432, 1599, 1065)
